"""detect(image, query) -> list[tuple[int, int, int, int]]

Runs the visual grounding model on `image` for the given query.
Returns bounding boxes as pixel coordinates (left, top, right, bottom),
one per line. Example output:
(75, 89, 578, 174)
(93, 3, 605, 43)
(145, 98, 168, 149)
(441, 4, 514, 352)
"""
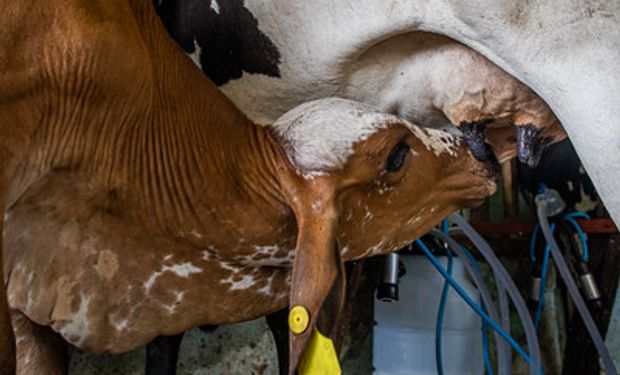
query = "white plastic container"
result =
(373, 254, 484, 375)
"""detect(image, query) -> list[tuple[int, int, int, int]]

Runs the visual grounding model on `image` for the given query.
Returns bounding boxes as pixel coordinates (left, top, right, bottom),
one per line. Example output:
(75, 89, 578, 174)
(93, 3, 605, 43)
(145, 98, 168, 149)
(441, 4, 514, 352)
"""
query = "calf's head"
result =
(271, 98, 496, 372)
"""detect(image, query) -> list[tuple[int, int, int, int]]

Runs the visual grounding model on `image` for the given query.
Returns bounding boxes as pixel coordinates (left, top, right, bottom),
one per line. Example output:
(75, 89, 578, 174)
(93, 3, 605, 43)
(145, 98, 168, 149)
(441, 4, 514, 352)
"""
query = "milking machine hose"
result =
(430, 230, 503, 375)
(450, 213, 542, 375)
(493, 245, 513, 375)
(531, 212, 592, 329)
(532, 223, 556, 329)
(434, 239, 453, 375)
(452, 240, 496, 375)
(417, 239, 538, 373)
(535, 201, 618, 375)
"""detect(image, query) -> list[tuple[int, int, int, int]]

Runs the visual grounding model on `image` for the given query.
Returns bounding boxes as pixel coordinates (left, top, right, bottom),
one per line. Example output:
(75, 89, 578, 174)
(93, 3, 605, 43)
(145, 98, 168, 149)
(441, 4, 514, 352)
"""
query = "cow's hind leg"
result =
(145, 333, 184, 375)
(266, 308, 289, 375)
(10, 310, 68, 375)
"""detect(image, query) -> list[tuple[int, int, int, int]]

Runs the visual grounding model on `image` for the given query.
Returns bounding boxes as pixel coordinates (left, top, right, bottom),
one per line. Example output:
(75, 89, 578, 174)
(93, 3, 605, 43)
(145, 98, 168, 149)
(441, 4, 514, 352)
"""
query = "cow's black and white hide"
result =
(154, 0, 280, 85)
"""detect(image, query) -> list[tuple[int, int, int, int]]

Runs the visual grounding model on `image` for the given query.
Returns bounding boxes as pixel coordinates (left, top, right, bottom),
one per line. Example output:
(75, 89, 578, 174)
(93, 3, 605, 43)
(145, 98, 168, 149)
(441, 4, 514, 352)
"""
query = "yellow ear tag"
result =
(298, 329, 342, 375)
(289, 305, 310, 334)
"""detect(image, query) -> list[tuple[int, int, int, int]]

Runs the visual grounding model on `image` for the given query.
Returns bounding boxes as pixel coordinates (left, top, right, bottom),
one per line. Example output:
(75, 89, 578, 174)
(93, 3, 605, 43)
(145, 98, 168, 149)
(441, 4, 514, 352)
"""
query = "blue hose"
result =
(416, 239, 535, 366)
(530, 225, 540, 262)
(562, 212, 590, 262)
(441, 219, 449, 234)
(533, 223, 556, 329)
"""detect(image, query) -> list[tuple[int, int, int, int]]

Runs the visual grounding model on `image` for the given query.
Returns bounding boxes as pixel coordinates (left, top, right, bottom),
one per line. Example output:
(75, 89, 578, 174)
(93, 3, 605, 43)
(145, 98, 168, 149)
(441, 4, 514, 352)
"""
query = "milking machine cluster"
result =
(373, 200, 618, 375)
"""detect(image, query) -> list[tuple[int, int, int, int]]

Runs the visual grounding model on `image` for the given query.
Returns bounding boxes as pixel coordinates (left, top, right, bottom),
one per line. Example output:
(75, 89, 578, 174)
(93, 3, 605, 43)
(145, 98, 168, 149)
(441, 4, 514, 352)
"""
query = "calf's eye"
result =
(385, 142, 410, 172)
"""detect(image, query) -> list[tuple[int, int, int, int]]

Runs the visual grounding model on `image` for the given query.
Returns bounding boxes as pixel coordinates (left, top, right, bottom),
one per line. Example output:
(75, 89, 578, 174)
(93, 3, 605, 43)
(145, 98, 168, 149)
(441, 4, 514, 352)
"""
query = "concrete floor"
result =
(69, 318, 373, 375)
(70, 319, 278, 375)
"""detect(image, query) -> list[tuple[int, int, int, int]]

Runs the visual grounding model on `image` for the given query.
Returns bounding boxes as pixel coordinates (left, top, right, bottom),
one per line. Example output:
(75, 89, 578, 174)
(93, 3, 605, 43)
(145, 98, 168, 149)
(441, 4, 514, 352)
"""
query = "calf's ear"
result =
(284, 187, 346, 374)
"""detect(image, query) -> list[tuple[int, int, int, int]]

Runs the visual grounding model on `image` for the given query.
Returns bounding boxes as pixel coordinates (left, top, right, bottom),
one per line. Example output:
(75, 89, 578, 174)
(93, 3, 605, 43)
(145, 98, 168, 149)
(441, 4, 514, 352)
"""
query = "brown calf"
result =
(0, 1, 496, 374)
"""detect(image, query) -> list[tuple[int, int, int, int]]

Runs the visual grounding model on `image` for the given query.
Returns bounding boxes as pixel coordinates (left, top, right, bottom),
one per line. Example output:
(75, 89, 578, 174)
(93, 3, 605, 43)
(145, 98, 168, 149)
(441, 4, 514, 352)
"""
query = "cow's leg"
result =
(198, 324, 218, 332)
(265, 308, 289, 375)
(145, 333, 184, 375)
(10, 309, 67, 375)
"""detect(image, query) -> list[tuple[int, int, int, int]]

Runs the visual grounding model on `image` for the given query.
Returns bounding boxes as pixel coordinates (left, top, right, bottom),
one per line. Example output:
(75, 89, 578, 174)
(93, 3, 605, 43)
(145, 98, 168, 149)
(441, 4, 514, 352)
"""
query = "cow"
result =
(154, 0, 620, 226)
(156, 3, 566, 168)
(0, 1, 496, 374)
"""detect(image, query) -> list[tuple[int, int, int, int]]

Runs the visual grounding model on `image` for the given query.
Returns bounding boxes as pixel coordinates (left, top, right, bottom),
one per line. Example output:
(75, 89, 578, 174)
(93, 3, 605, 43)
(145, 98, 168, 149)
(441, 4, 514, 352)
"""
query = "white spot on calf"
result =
(377, 184, 394, 195)
(164, 262, 202, 277)
(257, 275, 274, 296)
(143, 262, 202, 291)
(222, 274, 256, 291)
(272, 98, 405, 173)
(59, 294, 91, 346)
(411, 127, 458, 157)
(219, 261, 242, 274)
(190, 230, 203, 239)
(164, 291, 185, 314)
(114, 319, 129, 332)
(311, 200, 323, 211)
(253, 245, 280, 256)
(144, 271, 162, 291)
(273, 98, 458, 177)
(363, 206, 374, 223)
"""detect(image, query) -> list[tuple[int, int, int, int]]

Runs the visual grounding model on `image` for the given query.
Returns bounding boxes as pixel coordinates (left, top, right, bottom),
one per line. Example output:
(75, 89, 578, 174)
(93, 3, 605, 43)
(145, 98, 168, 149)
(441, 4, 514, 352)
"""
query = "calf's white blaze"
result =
(273, 98, 458, 174)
